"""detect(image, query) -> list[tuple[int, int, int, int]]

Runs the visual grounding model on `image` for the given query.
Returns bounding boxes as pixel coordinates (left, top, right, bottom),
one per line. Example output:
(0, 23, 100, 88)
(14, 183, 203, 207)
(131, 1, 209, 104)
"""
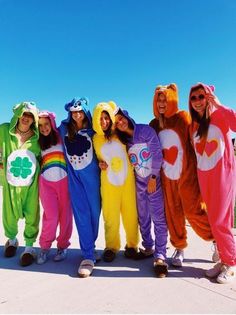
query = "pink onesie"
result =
(189, 84, 236, 266)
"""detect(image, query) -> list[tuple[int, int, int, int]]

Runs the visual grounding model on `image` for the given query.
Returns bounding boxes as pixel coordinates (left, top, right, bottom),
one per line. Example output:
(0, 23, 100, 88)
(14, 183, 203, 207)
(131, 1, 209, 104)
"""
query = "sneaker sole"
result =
(171, 260, 183, 267)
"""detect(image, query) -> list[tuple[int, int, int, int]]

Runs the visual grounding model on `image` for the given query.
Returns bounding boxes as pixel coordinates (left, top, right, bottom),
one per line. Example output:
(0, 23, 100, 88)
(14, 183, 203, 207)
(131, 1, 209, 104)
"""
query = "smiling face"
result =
(115, 114, 129, 132)
(100, 111, 111, 131)
(18, 112, 34, 130)
(156, 93, 167, 114)
(190, 88, 207, 118)
(71, 110, 85, 129)
(39, 117, 52, 136)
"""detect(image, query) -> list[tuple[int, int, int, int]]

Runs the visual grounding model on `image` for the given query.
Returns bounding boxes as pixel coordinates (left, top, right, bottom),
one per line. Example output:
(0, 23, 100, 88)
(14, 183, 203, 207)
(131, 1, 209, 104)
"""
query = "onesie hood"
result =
(9, 101, 39, 138)
(92, 101, 118, 135)
(188, 82, 215, 111)
(62, 97, 92, 129)
(115, 107, 136, 129)
(153, 83, 179, 118)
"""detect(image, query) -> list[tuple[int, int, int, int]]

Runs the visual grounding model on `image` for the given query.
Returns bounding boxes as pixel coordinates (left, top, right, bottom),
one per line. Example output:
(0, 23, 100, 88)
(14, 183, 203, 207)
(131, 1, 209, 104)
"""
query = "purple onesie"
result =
(120, 110, 168, 260)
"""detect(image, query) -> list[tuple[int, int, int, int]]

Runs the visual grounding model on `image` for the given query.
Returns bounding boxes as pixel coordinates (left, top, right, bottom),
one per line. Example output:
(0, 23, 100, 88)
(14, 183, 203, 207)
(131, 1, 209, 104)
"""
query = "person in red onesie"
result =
(189, 82, 236, 284)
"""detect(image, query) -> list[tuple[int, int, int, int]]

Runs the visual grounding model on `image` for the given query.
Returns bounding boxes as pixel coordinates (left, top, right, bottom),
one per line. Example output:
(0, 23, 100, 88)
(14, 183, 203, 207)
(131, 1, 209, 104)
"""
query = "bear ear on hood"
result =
(13, 101, 38, 114)
(80, 97, 89, 106)
(39, 111, 56, 120)
(168, 83, 177, 92)
(108, 101, 118, 114)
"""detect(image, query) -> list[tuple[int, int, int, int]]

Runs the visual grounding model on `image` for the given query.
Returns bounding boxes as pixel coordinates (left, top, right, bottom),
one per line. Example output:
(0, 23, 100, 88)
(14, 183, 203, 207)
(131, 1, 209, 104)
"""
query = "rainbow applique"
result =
(41, 151, 67, 173)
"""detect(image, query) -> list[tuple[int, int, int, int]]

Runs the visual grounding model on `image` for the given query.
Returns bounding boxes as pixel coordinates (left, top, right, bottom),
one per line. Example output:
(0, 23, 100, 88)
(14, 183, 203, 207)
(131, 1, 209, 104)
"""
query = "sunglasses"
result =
(190, 94, 205, 102)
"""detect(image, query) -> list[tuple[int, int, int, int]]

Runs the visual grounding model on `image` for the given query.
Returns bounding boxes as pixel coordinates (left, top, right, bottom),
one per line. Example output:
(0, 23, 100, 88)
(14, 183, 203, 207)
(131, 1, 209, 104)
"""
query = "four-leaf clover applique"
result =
(10, 156, 32, 179)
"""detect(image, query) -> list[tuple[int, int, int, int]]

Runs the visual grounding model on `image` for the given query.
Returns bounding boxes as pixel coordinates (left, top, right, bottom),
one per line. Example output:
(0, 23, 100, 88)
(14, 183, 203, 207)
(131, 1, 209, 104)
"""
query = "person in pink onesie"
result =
(37, 111, 73, 264)
(189, 82, 236, 284)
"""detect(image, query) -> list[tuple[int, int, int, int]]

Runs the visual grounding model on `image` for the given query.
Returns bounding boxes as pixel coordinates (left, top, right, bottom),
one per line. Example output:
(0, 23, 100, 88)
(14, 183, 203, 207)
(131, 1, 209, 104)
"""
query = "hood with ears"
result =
(9, 101, 39, 138)
(153, 83, 179, 118)
(188, 82, 215, 111)
(38, 111, 58, 134)
(62, 97, 92, 128)
(92, 101, 118, 135)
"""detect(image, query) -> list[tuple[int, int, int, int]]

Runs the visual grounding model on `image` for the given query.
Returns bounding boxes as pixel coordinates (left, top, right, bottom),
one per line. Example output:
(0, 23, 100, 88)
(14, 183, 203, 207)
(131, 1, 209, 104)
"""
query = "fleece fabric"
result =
(59, 97, 101, 261)
(150, 84, 213, 250)
(92, 101, 139, 251)
(117, 108, 168, 260)
(38, 111, 72, 250)
(0, 102, 40, 246)
(189, 83, 236, 266)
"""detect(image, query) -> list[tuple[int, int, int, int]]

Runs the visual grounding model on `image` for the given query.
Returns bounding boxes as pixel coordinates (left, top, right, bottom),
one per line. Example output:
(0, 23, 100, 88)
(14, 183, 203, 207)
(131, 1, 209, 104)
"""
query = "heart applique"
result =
(195, 139, 218, 157)
(205, 139, 218, 157)
(162, 146, 178, 165)
(195, 139, 205, 156)
(140, 148, 151, 162)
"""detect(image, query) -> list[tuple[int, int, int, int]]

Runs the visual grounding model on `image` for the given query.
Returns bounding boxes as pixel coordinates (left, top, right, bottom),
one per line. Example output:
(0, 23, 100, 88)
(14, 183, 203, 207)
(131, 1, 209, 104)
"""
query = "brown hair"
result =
(39, 129, 59, 150)
(67, 112, 89, 142)
(190, 86, 210, 139)
(115, 109, 134, 145)
(102, 111, 113, 141)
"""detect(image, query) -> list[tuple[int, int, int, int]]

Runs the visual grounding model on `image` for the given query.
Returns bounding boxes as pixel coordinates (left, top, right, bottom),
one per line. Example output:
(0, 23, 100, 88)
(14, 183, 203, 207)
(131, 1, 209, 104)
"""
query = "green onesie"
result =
(0, 102, 40, 246)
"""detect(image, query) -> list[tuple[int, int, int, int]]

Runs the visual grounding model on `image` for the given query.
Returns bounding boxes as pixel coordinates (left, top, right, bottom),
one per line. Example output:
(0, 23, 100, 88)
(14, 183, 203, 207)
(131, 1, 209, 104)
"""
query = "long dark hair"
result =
(67, 112, 89, 142)
(39, 129, 59, 150)
(115, 109, 134, 145)
(102, 111, 113, 141)
(190, 87, 210, 139)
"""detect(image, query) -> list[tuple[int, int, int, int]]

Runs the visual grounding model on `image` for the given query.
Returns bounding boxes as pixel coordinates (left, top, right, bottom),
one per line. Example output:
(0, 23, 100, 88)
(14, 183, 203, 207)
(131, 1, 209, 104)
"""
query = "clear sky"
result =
(0, 0, 236, 126)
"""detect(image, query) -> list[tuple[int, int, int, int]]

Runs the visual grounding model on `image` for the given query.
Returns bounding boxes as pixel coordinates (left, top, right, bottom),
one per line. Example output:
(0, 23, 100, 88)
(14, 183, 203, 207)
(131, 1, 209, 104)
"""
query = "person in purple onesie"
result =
(115, 107, 168, 278)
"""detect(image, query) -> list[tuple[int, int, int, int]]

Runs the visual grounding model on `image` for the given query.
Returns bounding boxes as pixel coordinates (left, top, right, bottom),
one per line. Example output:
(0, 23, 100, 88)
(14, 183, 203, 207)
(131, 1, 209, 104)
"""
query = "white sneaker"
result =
(212, 242, 220, 263)
(37, 250, 49, 265)
(217, 265, 236, 284)
(54, 248, 67, 262)
(205, 262, 223, 278)
(171, 249, 184, 267)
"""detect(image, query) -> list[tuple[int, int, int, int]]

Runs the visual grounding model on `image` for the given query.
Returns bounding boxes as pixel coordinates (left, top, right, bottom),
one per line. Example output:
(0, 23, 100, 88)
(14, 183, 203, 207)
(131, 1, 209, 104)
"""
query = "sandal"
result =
(153, 259, 168, 278)
(78, 259, 94, 278)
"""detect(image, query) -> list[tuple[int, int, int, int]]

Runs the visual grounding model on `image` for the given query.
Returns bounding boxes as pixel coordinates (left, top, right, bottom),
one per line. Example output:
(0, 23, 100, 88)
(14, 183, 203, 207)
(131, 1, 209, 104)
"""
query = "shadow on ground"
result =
(0, 245, 212, 280)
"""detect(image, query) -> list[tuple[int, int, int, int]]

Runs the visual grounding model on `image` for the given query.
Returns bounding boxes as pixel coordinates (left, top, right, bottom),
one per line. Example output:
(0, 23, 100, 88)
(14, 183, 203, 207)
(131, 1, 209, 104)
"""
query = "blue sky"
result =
(0, 0, 236, 127)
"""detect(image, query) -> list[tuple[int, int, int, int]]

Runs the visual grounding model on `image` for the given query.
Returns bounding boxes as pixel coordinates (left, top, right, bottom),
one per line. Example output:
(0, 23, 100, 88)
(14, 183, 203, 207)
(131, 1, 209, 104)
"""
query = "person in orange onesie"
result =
(149, 83, 214, 267)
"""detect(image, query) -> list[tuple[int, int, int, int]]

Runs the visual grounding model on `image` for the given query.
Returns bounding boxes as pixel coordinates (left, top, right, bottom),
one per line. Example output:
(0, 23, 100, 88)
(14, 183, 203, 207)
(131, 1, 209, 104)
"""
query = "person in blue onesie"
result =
(59, 97, 101, 278)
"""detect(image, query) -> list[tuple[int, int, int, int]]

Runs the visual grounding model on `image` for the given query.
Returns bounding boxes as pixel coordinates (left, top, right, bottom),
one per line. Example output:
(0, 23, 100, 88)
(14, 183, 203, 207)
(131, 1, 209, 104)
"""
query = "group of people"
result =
(0, 82, 235, 284)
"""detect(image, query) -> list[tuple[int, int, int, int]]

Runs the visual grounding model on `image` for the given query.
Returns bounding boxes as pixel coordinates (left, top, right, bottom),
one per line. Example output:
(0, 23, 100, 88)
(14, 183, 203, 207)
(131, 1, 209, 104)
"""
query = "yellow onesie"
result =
(92, 101, 139, 252)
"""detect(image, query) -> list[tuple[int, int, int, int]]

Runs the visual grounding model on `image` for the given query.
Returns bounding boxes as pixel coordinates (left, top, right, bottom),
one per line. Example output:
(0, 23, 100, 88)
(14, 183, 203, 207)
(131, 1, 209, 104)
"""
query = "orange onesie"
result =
(149, 84, 213, 249)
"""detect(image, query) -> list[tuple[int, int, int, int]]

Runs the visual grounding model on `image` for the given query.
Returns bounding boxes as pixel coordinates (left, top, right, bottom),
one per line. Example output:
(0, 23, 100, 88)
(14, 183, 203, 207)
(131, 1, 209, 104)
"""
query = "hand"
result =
(99, 160, 108, 170)
(206, 93, 221, 109)
(147, 177, 156, 194)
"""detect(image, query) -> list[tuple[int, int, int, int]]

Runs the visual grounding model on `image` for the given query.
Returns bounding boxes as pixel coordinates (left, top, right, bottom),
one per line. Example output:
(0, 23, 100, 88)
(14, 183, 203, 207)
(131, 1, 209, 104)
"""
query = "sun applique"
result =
(10, 156, 33, 179)
(111, 157, 123, 173)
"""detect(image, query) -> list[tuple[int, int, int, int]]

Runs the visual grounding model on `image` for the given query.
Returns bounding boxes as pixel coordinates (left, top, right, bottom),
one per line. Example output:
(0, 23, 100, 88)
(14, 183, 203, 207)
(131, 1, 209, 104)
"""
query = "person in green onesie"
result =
(0, 101, 40, 266)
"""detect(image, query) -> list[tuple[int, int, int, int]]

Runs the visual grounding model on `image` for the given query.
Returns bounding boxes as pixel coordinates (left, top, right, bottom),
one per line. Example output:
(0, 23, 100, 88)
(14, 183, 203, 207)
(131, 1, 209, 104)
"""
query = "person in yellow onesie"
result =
(92, 101, 139, 262)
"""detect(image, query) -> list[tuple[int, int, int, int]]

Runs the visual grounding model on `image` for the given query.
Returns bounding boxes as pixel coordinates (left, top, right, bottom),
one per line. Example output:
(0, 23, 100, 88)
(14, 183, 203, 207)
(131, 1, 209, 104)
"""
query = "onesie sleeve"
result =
(217, 105, 236, 132)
